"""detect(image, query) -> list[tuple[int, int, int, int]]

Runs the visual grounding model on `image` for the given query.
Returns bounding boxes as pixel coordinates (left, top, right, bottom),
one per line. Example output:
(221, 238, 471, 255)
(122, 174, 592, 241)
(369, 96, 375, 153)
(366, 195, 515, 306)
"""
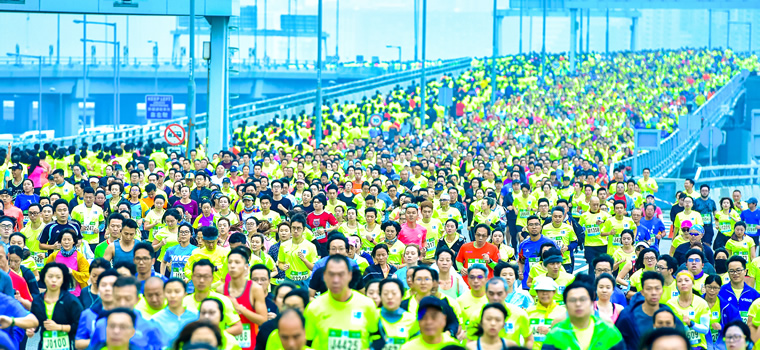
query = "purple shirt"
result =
(173, 199, 199, 221)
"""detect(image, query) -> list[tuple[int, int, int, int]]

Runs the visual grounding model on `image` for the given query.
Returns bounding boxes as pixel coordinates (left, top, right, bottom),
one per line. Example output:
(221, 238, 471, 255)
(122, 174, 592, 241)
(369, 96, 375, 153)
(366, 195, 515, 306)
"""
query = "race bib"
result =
(468, 258, 486, 265)
(719, 222, 731, 234)
(42, 331, 69, 350)
(530, 318, 551, 343)
(586, 225, 601, 237)
(571, 207, 581, 216)
(382, 337, 406, 350)
(553, 237, 565, 250)
(33, 254, 45, 269)
(235, 324, 251, 348)
(528, 257, 540, 268)
(314, 231, 326, 240)
(748, 224, 758, 236)
(171, 267, 186, 280)
(425, 238, 436, 251)
(289, 271, 309, 281)
(519, 209, 530, 219)
(711, 329, 719, 343)
(686, 329, 699, 345)
(701, 213, 712, 224)
(328, 329, 361, 350)
(742, 311, 748, 324)
(612, 235, 622, 246)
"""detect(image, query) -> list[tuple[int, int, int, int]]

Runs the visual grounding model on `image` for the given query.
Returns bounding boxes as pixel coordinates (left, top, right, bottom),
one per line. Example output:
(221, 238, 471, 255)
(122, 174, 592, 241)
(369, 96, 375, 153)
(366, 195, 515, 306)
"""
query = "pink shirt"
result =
(398, 223, 427, 247)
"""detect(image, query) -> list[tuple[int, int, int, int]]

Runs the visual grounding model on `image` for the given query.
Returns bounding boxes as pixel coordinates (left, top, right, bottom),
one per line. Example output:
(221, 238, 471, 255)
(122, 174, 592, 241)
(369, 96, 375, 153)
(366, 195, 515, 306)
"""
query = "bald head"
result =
(143, 277, 165, 310)
(278, 309, 307, 350)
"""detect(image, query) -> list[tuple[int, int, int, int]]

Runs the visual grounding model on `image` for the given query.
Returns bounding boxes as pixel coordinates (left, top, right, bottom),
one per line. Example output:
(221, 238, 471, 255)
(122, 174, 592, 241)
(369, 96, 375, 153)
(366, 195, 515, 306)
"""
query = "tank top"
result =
(477, 338, 509, 350)
(113, 240, 135, 266)
(224, 277, 257, 350)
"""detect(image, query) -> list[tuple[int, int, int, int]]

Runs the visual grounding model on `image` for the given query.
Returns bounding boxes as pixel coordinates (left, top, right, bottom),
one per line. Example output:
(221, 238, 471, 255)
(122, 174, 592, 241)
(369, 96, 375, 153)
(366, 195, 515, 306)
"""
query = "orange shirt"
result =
(455, 242, 500, 286)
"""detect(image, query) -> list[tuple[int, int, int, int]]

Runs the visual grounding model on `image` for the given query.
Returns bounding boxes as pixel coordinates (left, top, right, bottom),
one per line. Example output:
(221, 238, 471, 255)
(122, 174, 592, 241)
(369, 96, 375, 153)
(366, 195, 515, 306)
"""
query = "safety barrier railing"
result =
(13, 57, 472, 149)
(694, 163, 760, 188)
(618, 69, 750, 178)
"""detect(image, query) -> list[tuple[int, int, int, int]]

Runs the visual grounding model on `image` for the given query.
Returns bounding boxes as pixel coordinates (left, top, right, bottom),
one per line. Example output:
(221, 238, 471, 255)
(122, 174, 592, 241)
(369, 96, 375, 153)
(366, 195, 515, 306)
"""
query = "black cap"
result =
(417, 296, 446, 320)
(0, 216, 15, 225)
(0, 189, 11, 196)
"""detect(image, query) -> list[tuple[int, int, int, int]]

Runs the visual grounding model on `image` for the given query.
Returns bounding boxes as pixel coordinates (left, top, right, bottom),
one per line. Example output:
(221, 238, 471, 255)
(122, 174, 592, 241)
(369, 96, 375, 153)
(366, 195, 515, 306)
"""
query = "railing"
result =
(618, 69, 750, 178)
(12, 57, 473, 149)
(0, 56, 438, 74)
(694, 163, 760, 187)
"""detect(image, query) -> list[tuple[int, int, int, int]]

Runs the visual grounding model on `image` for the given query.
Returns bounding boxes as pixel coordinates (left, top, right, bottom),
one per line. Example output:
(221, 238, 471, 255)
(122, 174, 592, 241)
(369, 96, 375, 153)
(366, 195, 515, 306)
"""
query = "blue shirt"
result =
(164, 244, 197, 278)
(638, 217, 666, 251)
(517, 235, 556, 289)
(310, 256, 359, 277)
(138, 271, 169, 294)
(14, 193, 39, 212)
(741, 209, 760, 236)
(0, 293, 29, 350)
(150, 308, 199, 344)
(87, 309, 165, 350)
(718, 283, 760, 315)
(0, 269, 13, 297)
(75, 307, 101, 341)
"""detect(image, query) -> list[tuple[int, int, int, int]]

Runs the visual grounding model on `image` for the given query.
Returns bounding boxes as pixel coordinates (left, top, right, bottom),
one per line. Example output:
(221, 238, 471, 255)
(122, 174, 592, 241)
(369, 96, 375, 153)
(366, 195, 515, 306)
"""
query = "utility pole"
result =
(420, 0, 427, 128)
(315, 0, 323, 147)
(188, 0, 197, 154)
(491, 0, 498, 105)
(541, 0, 546, 78)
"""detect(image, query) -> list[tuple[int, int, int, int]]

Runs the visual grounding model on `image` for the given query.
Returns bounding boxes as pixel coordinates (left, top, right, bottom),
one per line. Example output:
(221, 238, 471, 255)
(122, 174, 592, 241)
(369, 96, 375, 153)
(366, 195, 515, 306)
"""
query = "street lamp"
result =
(385, 45, 401, 62)
(50, 87, 63, 129)
(74, 19, 120, 128)
(7, 53, 42, 138)
(148, 41, 159, 95)
(728, 21, 752, 53)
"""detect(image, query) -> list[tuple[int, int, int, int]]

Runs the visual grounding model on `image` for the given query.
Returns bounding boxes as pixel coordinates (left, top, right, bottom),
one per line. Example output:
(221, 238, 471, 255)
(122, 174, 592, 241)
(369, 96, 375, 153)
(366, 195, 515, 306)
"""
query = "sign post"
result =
(164, 123, 186, 146)
(633, 129, 661, 177)
(146, 95, 173, 121)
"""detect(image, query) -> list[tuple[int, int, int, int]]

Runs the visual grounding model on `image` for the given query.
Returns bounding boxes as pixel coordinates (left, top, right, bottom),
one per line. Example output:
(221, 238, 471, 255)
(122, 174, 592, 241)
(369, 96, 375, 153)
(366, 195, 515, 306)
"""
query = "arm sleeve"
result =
(692, 314, 710, 335)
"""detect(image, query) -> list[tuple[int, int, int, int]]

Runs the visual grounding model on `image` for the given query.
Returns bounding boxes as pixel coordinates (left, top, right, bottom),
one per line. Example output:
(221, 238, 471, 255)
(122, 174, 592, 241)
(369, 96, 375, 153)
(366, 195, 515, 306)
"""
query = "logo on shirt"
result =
(352, 311, 362, 319)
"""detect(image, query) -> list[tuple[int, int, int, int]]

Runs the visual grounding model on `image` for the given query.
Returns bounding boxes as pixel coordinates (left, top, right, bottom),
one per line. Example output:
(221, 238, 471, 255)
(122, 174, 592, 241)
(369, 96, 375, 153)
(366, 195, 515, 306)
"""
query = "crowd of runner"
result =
(0, 48, 758, 350)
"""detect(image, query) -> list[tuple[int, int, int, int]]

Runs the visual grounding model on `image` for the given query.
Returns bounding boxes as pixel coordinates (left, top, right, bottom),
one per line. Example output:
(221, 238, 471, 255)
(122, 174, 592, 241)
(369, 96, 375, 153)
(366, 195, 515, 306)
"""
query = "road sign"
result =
(146, 95, 173, 120)
(164, 124, 186, 146)
(634, 129, 661, 150)
(438, 87, 453, 107)
(699, 126, 723, 149)
(369, 114, 383, 127)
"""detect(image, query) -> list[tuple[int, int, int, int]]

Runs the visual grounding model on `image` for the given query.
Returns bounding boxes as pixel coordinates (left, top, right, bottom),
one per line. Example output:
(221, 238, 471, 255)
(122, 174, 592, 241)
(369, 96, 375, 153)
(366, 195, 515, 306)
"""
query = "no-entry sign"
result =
(369, 114, 383, 127)
(164, 123, 186, 146)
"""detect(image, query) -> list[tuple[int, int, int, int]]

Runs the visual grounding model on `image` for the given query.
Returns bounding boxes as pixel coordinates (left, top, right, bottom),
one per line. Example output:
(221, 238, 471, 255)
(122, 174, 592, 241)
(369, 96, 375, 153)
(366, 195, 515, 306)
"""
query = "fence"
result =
(12, 57, 473, 149)
(618, 69, 750, 178)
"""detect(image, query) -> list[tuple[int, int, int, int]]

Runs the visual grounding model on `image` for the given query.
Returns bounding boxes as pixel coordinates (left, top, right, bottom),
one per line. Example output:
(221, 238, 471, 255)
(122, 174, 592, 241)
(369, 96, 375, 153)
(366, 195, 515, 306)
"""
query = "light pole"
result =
(7, 53, 42, 137)
(148, 41, 159, 95)
(420, 0, 427, 128)
(188, 0, 197, 155)
(386, 45, 401, 62)
(315, 0, 323, 147)
(491, 0, 497, 105)
(50, 87, 63, 131)
(74, 18, 120, 127)
(335, 0, 339, 60)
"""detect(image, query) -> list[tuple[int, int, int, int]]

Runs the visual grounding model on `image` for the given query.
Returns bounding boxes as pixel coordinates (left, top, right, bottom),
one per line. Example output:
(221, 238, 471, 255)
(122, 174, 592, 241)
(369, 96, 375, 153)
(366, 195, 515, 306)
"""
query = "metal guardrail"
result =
(13, 57, 472, 149)
(694, 163, 760, 187)
(618, 69, 750, 178)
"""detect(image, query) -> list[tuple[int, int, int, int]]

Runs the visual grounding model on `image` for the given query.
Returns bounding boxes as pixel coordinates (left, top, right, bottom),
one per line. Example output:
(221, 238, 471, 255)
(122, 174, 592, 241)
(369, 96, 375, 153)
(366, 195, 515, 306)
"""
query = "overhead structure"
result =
(0, 0, 240, 155)
(507, 0, 760, 73)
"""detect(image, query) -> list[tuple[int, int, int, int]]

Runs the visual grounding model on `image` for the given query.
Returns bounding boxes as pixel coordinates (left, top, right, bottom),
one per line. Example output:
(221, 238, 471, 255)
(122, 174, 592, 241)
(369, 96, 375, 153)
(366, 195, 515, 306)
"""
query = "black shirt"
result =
(270, 196, 293, 217)
(39, 221, 82, 253)
(6, 179, 23, 199)
(337, 193, 356, 208)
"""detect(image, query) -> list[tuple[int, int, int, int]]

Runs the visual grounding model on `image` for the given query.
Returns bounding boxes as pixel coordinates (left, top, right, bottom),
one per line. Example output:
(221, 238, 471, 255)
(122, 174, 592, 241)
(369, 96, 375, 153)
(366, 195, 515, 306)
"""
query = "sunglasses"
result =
(689, 232, 700, 236)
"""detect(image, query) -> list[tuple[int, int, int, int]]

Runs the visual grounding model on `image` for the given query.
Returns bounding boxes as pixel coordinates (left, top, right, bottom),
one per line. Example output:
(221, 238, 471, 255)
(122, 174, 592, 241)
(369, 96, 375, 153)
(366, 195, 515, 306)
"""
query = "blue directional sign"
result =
(146, 95, 173, 120)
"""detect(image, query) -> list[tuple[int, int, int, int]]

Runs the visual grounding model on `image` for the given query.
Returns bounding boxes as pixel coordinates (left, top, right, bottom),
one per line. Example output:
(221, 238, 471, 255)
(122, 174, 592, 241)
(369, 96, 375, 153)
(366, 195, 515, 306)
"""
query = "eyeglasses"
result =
(688, 232, 700, 236)
(28, 211, 40, 216)
(414, 277, 432, 283)
(596, 268, 612, 274)
(687, 258, 702, 263)
(705, 285, 720, 291)
(644, 256, 656, 261)
(655, 266, 668, 271)
(0, 224, 13, 230)
(566, 297, 590, 305)
(729, 268, 746, 275)
(468, 275, 485, 280)
(134, 257, 152, 263)
(726, 335, 746, 343)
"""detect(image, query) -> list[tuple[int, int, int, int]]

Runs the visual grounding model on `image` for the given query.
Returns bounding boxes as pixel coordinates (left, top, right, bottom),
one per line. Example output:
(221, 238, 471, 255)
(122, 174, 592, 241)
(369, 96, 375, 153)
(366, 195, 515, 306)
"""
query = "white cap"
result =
(440, 193, 451, 201)
(533, 276, 559, 292)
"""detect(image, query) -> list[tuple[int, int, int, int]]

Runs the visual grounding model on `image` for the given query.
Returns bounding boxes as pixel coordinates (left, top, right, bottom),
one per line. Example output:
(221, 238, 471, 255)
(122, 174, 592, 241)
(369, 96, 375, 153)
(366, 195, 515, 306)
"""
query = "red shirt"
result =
(455, 242, 500, 286)
(306, 211, 338, 243)
(9, 270, 30, 302)
(4, 206, 23, 231)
